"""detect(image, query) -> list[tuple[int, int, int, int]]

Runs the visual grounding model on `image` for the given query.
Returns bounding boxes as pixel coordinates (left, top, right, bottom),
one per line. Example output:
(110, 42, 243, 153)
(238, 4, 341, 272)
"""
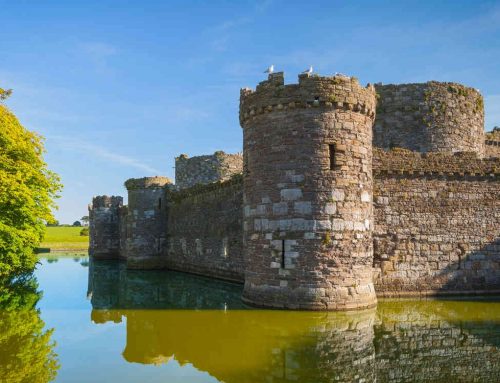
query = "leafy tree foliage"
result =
(81, 215, 89, 226)
(0, 101, 62, 278)
(0, 275, 59, 382)
(73, 220, 82, 227)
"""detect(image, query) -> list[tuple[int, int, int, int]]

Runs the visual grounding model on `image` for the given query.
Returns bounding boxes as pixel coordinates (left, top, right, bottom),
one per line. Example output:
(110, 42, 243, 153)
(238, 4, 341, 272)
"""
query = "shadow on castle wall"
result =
(436, 238, 500, 296)
(375, 236, 500, 298)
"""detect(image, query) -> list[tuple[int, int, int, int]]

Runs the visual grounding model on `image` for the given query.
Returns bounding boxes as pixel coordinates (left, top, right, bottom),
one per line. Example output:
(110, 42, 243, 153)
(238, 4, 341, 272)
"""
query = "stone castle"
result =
(89, 72, 500, 311)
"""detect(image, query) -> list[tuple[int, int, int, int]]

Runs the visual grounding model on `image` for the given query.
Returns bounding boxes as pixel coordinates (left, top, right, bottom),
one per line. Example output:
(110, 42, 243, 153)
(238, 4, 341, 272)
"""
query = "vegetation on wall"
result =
(0, 95, 62, 278)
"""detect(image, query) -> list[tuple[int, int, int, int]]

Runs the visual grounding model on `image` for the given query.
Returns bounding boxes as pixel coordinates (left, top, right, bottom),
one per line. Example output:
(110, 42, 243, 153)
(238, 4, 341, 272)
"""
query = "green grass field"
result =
(39, 226, 89, 251)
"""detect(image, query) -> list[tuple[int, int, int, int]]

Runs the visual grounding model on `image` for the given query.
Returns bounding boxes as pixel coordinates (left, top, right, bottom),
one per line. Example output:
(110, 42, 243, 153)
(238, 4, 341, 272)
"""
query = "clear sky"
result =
(1, 0, 499, 223)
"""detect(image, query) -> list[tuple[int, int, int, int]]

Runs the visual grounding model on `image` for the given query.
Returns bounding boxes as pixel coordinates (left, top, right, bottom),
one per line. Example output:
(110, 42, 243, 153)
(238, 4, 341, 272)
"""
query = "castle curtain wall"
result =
(165, 177, 244, 282)
(372, 149, 500, 295)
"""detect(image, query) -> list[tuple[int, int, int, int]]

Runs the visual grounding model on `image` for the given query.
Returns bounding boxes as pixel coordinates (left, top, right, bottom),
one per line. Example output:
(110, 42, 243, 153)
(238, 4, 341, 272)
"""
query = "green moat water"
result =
(1, 257, 499, 382)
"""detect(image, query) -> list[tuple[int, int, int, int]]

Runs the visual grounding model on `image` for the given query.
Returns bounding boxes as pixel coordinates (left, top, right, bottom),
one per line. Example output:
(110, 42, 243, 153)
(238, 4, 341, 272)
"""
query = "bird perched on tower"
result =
(302, 65, 313, 75)
(264, 65, 274, 74)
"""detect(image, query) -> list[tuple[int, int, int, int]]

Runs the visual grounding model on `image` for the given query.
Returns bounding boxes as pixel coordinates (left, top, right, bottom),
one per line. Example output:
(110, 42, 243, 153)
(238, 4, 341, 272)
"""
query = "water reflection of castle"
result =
(88, 260, 500, 383)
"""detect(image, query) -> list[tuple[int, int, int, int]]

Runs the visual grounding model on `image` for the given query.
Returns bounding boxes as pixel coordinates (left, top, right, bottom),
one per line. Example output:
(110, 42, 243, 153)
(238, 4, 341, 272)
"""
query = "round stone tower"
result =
(124, 176, 172, 269)
(374, 81, 485, 156)
(240, 72, 377, 310)
(89, 195, 123, 258)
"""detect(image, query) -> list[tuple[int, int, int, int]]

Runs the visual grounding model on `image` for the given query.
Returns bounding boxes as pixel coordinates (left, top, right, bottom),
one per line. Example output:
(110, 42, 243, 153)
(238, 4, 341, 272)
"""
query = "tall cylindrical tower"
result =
(89, 195, 123, 258)
(124, 176, 172, 269)
(240, 72, 377, 310)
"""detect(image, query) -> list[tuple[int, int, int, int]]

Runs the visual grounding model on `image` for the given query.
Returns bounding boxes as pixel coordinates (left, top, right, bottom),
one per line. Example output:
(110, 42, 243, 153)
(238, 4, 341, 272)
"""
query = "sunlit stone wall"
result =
(374, 82, 485, 157)
(373, 148, 500, 295)
(485, 127, 500, 158)
(175, 151, 243, 189)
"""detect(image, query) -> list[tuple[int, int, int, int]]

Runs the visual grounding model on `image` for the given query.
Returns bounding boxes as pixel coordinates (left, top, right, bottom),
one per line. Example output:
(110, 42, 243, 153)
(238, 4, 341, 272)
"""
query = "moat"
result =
(1, 256, 499, 382)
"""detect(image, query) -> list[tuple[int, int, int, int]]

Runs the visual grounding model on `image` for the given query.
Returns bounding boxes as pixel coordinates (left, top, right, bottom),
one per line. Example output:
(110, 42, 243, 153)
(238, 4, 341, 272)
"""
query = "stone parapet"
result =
(240, 72, 376, 125)
(124, 176, 172, 190)
(373, 148, 500, 177)
(90, 195, 123, 208)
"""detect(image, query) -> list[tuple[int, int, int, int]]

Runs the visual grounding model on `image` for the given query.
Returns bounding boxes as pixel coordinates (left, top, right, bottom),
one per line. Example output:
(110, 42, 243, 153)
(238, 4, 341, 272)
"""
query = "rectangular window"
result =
(329, 144, 336, 170)
(158, 198, 162, 209)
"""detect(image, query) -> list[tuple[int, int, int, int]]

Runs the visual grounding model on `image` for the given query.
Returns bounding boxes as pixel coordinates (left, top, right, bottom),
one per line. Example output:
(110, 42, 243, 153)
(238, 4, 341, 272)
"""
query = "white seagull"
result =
(264, 64, 274, 74)
(302, 65, 313, 75)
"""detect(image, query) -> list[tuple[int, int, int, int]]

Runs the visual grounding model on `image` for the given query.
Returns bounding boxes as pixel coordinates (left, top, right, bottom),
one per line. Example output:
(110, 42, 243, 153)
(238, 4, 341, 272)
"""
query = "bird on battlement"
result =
(302, 65, 313, 75)
(264, 64, 274, 74)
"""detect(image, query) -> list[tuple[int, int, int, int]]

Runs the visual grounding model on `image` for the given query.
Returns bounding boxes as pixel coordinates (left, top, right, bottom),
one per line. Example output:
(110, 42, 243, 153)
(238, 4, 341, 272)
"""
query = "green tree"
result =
(81, 215, 89, 226)
(0, 96, 62, 278)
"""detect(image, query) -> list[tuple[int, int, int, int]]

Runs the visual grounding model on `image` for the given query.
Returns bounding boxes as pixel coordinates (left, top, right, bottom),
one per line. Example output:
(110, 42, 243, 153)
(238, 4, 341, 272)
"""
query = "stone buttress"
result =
(89, 195, 123, 258)
(239, 72, 378, 310)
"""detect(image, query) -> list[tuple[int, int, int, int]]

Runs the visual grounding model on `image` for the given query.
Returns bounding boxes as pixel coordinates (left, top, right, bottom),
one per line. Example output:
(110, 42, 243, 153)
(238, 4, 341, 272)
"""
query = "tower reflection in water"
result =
(88, 259, 500, 383)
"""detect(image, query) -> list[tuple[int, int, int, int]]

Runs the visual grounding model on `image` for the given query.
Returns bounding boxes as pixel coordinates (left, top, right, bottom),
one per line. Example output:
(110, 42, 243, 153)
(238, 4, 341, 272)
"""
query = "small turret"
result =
(89, 195, 123, 258)
(124, 176, 172, 269)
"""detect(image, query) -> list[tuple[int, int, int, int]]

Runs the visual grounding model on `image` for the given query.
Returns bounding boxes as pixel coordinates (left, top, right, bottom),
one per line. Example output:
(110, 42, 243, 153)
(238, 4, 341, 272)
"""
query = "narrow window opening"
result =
(158, 198, 162, 209)
(281, 239, 286, 268)
(329, 144, 336, 170)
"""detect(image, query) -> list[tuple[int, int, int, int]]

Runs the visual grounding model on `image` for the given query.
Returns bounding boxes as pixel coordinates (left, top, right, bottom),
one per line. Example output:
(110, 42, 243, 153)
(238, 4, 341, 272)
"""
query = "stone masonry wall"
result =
(240, 72, 377, 310)
(374, 82, 485, 156)
(485, 127, 500, 158)
(88, 196, 123, 258)
(175, 151, 243, 189)
(165, 175, 244, 282)
(372, 148, 500, 296)
(124, 176, 172, 269)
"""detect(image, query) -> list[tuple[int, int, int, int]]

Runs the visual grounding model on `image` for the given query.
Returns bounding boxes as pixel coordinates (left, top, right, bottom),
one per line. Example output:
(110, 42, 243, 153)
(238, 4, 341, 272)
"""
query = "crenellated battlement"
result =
(373, 148, 500, 177)
(124, 176, 172, 190)
(91, 195, 123, 209)
(486, 127, 500, 145)
(240, 72, 376, 125)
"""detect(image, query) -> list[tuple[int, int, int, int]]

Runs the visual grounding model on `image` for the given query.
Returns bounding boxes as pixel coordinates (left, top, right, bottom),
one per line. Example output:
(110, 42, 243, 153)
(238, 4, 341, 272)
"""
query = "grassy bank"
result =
(39, 226, 89, 252)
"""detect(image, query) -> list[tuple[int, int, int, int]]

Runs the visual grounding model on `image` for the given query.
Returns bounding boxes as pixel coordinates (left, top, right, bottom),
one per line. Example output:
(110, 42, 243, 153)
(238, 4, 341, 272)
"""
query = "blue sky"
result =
(1, 0, 499, 223)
